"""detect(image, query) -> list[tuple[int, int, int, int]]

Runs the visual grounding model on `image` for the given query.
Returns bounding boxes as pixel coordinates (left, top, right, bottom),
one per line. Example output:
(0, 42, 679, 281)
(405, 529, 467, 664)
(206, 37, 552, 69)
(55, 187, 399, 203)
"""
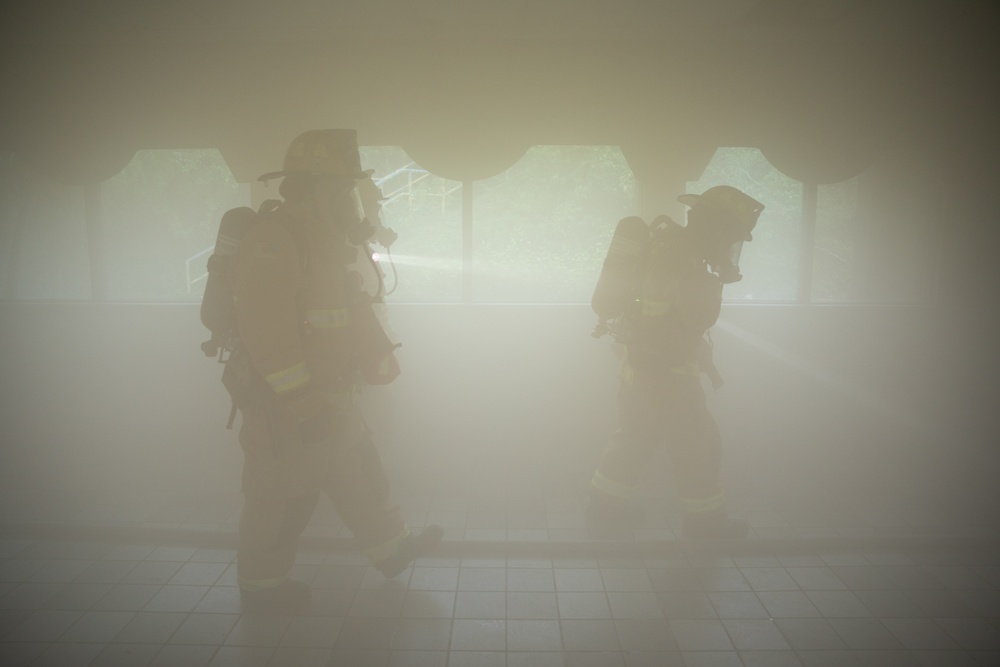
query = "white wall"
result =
(1, 302, 995, 528)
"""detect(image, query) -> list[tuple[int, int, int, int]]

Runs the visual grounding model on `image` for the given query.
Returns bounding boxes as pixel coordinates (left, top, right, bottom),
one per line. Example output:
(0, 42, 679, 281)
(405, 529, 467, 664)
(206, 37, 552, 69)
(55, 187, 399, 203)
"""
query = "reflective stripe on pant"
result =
(236, 400, 406, 588)
(591, 361, 726, 513)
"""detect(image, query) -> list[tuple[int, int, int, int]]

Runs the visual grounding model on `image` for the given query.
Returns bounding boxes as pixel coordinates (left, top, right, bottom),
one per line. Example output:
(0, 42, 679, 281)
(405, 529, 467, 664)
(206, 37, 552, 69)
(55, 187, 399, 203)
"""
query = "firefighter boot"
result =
(376, 525, 445, 578)
(682, 511, 748, 539)
(240, 579, 311, 614)
(585, 489, 646, 528)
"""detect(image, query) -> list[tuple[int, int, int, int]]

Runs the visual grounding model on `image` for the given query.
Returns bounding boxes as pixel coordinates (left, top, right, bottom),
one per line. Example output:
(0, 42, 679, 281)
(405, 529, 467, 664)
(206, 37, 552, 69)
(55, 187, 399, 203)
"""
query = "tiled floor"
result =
(2, 482, 1000, 667)
(3, 407, 1000, 666)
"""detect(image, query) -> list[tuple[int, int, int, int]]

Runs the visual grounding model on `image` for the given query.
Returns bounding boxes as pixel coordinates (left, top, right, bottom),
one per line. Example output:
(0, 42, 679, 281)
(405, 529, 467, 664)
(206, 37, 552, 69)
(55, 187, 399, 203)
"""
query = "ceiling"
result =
(0, 1, 965, 46)
(0, 0, 996, 185)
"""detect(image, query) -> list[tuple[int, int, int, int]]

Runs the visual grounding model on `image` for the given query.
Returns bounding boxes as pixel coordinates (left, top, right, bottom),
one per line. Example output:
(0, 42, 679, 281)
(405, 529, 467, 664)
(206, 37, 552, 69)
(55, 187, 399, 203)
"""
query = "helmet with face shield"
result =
(259, 129, 368, 182)
(678, 185, 764, 283)
(259, 129, 374, 244)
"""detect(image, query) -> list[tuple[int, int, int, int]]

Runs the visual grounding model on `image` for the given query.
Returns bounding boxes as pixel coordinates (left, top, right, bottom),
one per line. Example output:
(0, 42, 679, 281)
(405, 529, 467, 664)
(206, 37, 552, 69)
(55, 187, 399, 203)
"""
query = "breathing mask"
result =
(678, 185, 764, 284)
(711, 236, 747, 284)
(313, 179, 375, 245)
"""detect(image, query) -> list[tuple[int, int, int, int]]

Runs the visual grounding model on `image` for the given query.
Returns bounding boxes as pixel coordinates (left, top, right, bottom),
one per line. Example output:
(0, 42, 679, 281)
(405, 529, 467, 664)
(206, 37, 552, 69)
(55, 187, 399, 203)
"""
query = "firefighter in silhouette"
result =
(587, 186, 764, 539)
(229, 130, 443, 611)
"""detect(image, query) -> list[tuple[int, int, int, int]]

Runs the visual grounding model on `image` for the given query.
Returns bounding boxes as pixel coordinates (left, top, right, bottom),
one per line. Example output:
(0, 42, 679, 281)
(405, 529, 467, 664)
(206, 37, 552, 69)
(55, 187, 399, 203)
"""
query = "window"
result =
(471, 146, 637, 303)
(360, 146, 462, 303)
(103, 149, 248, 301)
(366, 145, 637, 304)
(814, 178, 859, 302)
(2, 143, 927, 306)
(686, 147, 866, 303)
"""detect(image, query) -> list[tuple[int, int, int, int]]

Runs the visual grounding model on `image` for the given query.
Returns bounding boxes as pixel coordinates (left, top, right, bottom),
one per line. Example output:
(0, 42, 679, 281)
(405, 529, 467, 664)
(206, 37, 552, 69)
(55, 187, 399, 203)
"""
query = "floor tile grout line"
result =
(4, 523, 1000, 565)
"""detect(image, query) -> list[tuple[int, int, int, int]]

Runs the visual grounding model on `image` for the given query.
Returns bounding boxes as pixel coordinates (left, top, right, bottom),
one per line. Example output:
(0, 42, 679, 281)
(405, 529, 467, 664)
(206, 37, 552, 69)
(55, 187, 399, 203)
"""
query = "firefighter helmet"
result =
(677, 185, 764, 241)
(258, 129, 367, 182)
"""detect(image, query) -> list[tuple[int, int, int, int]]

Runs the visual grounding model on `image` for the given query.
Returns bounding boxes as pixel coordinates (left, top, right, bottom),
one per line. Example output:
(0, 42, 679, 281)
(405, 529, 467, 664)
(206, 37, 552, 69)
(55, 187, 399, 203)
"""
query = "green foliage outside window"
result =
(815, 179, 858, 302)
(0, 145, 861, 304)
(472, 145, 637, 303)
(102, 149, 248, 301)
(361, 146, 463, 303)
(364, 145, 638, 303)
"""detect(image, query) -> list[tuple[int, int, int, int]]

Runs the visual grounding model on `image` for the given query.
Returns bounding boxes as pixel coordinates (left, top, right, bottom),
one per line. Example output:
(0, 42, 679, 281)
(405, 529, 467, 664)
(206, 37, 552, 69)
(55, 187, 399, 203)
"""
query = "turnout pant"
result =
(591, 363, 727, 517)
(237, 394, 407, 590)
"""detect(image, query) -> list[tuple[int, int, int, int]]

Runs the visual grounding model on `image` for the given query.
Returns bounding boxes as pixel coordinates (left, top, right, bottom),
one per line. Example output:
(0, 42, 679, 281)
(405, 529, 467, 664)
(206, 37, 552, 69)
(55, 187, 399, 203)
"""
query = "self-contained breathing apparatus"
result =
(199, 186, 399, 428)
(591, 214, 723, 388)
(199, 201, 277, 429)
(200, 129, 402, 428)
(590, 214, 659, 343)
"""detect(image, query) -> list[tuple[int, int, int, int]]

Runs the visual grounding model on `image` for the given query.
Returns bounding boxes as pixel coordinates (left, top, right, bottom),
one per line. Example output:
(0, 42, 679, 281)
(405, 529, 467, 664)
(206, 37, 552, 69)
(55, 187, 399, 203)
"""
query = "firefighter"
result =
(230, 129, 443, 612)
(587, 185, 764, 539)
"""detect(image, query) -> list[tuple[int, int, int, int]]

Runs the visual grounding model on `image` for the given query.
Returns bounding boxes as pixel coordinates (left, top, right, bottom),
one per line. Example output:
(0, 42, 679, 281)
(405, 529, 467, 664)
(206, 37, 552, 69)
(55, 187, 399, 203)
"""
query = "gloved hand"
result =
(282, 389, 330, 445)
(361, 351, 400, 386)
